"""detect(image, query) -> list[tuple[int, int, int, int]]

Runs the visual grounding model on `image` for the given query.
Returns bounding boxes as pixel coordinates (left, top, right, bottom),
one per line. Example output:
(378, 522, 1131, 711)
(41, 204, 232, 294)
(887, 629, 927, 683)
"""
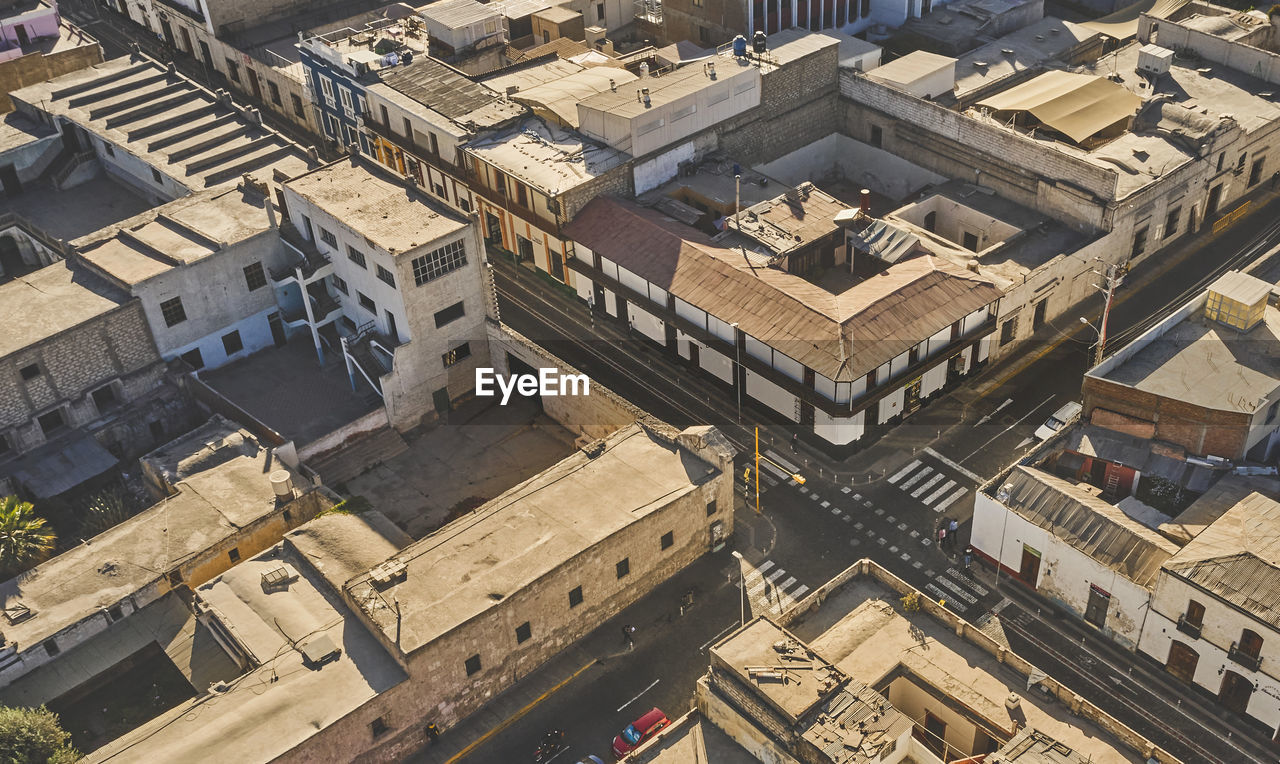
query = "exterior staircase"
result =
(306, 426, 408, 487)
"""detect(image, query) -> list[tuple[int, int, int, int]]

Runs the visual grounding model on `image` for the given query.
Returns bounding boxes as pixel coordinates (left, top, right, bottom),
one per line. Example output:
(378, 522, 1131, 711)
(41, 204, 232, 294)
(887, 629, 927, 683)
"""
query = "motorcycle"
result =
(533, 730, 567, 762)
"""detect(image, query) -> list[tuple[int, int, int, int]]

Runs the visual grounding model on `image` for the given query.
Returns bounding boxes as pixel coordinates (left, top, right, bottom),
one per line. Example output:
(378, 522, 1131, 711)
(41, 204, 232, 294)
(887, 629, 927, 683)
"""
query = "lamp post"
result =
(731, 550, 745, 626)
(731, 321, 741, 424)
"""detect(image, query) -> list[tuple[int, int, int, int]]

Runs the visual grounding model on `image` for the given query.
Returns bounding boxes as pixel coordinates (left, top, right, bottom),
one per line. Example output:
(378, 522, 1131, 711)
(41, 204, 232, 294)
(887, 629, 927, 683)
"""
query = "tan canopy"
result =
(1082, 0, 1189, 39)
(977, 71, 1141, 144)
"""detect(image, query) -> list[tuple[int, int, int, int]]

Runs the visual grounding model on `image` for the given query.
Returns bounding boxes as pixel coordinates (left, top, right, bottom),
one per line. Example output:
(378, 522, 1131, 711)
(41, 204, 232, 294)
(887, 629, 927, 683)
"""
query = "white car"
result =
(1034, 401, 1082, 441)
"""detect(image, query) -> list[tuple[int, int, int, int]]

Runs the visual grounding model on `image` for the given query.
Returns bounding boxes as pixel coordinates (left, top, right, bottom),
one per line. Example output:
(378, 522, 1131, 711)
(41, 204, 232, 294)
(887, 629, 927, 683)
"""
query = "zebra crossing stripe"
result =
(889, 460, 921, 484)
(925, 583, 967, 613)
(899, 466, 934, 491)
(936, 576, 977, 604)
(776, 576, 796, 591)
(948, 568, 989, 597)
(765, 450, 800, 473)
(911, 472, 946, 499)
(790, 584, 810, 600)
(923, 479, 956, 506)
(935, 487, 969, 512)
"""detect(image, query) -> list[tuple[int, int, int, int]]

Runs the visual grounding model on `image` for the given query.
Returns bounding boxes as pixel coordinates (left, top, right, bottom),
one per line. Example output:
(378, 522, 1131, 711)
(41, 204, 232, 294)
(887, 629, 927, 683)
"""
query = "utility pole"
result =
(1092, 263, 1124, 367)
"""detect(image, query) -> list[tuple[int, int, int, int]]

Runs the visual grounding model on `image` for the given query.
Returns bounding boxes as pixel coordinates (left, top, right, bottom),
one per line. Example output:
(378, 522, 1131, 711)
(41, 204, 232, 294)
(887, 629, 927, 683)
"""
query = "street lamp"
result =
(730, 321, 742, 425)
(730, 550, 745, 626)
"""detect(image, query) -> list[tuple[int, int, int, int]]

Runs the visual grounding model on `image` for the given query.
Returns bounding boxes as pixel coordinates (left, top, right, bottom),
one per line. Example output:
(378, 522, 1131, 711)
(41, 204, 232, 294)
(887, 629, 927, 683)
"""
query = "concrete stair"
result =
(307, 426, 408, 487)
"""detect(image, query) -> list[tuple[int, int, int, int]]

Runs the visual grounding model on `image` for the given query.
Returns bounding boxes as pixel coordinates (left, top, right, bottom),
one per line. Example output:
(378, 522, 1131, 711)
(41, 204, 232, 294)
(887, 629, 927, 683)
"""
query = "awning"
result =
(12, 434, 118, 498)
(849, 219, 919, 264)
(977, 71, 1142, 144)
(1082, 0, 1189, 39)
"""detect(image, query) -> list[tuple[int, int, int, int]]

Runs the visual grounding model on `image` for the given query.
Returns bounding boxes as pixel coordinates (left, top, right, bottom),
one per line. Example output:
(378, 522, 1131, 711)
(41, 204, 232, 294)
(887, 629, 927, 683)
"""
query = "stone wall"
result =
(0, 37, 103, 113)
(1082, 375, 1253, 459)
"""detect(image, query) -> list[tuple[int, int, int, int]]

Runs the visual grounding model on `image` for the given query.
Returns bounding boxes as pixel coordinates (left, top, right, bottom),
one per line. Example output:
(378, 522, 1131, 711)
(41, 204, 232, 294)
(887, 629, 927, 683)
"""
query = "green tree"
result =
(0, 705, 79, 764)
(0, 496, 56, 579)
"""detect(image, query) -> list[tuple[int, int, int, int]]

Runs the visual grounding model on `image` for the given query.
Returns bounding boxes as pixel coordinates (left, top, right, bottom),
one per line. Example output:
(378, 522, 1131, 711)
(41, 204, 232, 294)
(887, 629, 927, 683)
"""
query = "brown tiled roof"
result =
(566, 196, 1001, 381)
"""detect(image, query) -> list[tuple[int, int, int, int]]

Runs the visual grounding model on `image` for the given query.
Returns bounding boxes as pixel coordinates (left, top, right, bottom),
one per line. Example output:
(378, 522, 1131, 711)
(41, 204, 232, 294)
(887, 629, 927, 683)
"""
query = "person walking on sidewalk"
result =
(964, 545, 973, 570)
(948, 517, 959, 551)
(791, 433, 798, 452)
(622, 624, 636, 649)
(937, 524, 947, 549)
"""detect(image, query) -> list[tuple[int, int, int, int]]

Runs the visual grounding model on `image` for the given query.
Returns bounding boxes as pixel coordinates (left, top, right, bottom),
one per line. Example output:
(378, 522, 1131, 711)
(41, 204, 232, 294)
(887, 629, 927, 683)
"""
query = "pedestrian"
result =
(426, 723, 440, 741)
(791, 433, 798, 452)
(622, 623, 636, 649)
(964, 545, 973, 569)
(937, 526, 946, 548)
(948, 517, 959, 550)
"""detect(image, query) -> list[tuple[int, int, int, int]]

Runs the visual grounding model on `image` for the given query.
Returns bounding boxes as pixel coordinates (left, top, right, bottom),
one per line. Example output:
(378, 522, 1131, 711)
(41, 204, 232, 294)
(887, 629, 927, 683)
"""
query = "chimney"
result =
(860, 189, 871, 214)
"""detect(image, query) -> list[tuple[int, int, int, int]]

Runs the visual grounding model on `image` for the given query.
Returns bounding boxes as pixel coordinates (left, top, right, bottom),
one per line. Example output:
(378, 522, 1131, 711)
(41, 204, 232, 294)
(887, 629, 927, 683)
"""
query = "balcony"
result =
(1228, 643, 1262, 672)
(1175, 615, 1202, 640)
(361, 113, 470, 179)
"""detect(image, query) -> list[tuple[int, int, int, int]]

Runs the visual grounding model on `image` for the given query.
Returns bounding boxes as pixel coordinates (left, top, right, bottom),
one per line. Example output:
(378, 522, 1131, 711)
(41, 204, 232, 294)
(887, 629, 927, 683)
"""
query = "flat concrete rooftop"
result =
(627, 714, 759, 763)
(0, 260, 127, 359)
(0, 175, 153, 243)
(345, 423, 719, 655)
(466, 117, 629, 197)
(787, 575, 1144, 763)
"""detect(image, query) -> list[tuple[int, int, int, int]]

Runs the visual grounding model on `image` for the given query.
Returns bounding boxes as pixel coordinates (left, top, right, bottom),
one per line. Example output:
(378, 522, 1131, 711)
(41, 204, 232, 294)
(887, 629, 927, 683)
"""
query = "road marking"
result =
(617, 679, 661, 712)
(960, 394, 1056, 464)
(912, 472, 946, 499)
(790, 584, 810, 600)
(700, 623, 737, 651)
(853, 522, 863, 530)
(444, 658, 598, 763)
(767, 569, 786, 583)
(923, 447, 985, 483)
(831, 507, 841, 515)
(913, 561, 923, 569)
(820, 500, 831, 508)
(777, 576, 797, 592)
(841, 486, 852, 494)
(900, 466, 934, 491)
(889, 459, 921, 484)
(926, 583, 968, 613)
(809, 493, 820, 501)
(923, 479, 957, 507)
(937, 576, 977, 604)
(843, 515, 852, 522)
(853, 494, 862, 501)
(935, 487, 970, 513)
(948, 568, 989, 597)
(765, 450, 800, 473)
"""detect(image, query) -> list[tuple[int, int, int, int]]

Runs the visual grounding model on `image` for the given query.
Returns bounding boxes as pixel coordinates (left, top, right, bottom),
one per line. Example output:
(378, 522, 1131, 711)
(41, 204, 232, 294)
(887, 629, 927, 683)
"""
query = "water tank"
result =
(270, 469, 294, 501)
(639, 61, 649, 78)
(401, 49, 414, 65)
(732, 34, 747, 58)
(753, 30, 767, 54)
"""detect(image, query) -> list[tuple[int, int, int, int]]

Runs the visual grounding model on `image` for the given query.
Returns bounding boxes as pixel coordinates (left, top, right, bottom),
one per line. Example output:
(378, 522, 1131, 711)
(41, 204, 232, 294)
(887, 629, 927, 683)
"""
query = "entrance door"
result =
(159, 18, 174, 47)
(432, 387, 451, 415)
(267, 312, 287, 347)
(923, 712, 947, 757)
(615, 295, 628, 324)
(14, 24, 28, 47)
(384, 310, 398, 343)
(1207, 184, 1223, 217)
(485, 212, 502, 245)
(62, 124, 81, 153)
(1084, 585, 1110, 628)
(179, 27, 192, 54)
(1018, 545, 1041, 585)
(591, 282, 605, 312)
(1166, 641, 1199, 684)
(1220, 670, 1254, 716)
(903, 377, 922, 415)
(199, 40, 213, 69)
(688, 342, 700, 369)
(247, 69, 263, 100)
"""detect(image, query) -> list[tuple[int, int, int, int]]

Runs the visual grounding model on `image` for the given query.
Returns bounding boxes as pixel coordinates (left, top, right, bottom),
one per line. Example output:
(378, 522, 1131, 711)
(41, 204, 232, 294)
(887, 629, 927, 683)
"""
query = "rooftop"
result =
(376, 54, 523, 129)
(87, 530, 406, 763)
(867, 50, 956, 90)
(726, 183, 846, 258)
(623, 714, 758, 763)
(902, 0, 1044, 51)
(995, 466, 1180, 587)
(0, 260, 128, 360)
(73, 182, 279, 287)
(0, 421, 295, 659)
(577, 54, 759, 120)
(0, 110, 54, 153)
(11, 57, 319, 191)
(951, 17, 1099, 103)
(532, 4, 579, 23)
(420, 0, 503, 29)
(284, 158, 470, 255)
(1163, 474, 1280, 629)
(284, 510, 411, 591)
(976, 70, 1142, 146)
(1087, 283, 1280, 414)
(465, 117, 629, 196)
(344, 424, 722, 655)
(566, 196, 1002, 381)
(478, 55, 584, 94)
(513, 66, 639, 128)
(786, 573, 1145, 763)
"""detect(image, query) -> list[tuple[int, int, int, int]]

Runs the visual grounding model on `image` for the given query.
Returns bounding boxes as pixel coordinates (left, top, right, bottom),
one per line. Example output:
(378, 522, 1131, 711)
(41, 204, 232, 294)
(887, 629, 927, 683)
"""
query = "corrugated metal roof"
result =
(1208, 269, 1273, 306)
(566, 196, 1001, 381)
(378, 57, 522, 126)
(999, 467, 1179, 587)
(849, 219, 920, 264)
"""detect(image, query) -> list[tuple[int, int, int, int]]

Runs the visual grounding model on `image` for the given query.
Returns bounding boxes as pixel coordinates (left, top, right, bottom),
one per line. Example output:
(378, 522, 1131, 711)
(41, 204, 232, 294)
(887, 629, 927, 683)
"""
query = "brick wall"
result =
(0, 40, 103, 113)
(1082, 375, 1252, 458)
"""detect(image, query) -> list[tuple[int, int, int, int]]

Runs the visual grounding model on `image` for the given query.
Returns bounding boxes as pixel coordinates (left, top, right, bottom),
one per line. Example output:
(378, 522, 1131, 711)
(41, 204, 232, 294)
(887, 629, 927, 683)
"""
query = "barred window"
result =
(347, 245, 366, 268)
(161, 296, 187, 327)
(319, 227, 337, 248)
(376, 264, 396, 287)
(412, 240, 467, 286)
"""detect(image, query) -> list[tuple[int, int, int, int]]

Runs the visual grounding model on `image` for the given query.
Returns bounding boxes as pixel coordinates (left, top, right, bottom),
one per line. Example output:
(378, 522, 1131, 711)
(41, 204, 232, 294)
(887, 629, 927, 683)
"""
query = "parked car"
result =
(1034, 401, 1082, 441)
(611, 708, 670, 758)
(576, 758, 604, 764)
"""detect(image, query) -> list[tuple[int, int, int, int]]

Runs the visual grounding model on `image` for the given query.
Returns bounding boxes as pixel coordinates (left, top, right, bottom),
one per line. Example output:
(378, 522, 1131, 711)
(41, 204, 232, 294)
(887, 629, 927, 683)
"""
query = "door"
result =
(385, 310, 398, 343)
(432, 387, 451, 415)
(0, 164, 21, 197)
(923, 712, 947, 757)
(616, 295, 628, 325)
(0, 235, 22, 277)
(158, 18, 174, 47)
(1084, 585, 1110, 628)
(591, 282, 606, 313)
(247, 69, 263, 100)
(1166, 641, 1199, 684)
(267, 312, 287, 347)
(62, 124, 81, 153)
(179, 27, 192, 54)
(14, 24, 28, 47)
(903, 377, 922, 415)
(1032, 299, 1048, 330)
(1018, 545, 1041, 585)
(485, 212, 502, 245)
(1207, 184, 1223, 217)
(199, 41, 213, 69)
(1220, 670, 1254, 716)
(688, 342, 700, 369)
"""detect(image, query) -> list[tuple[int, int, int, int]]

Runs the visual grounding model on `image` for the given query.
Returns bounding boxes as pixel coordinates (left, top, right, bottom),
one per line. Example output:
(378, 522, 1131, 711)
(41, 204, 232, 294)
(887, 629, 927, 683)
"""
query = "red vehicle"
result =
(611, 707, 670, 758)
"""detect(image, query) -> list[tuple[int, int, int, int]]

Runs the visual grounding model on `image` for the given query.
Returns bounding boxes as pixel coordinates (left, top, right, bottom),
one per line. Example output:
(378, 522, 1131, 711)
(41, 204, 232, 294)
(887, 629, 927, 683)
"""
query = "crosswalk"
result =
(888, 459, 970, 513)
(924, 566, 995, 615)
(740, 558, 811, 616)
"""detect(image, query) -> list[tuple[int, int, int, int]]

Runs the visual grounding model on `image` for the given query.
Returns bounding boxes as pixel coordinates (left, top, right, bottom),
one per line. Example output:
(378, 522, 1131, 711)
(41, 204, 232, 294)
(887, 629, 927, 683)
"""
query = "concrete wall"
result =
(755, 132, 945, 202)
(0, 128, 61, 184)
(0, 35, 103, 113)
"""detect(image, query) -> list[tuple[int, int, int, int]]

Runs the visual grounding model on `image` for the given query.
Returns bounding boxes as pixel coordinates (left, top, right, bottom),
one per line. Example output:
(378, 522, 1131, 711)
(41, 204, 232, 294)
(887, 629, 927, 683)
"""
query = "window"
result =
(699, 25, 710, 44)
(999, 318, 1017, 346)
(0, 435, 9, 456)
(243, 262, 267, 291)
(151, 168, 163, 184)
(1185, 599, 1205, 628)
(1239, 628, 1263, 659)
(331, 274, 349, 295)
(291, 93, 304, 117)
(319, 227, 337, 248)
(458, 197, 472, 213)
(38, 409, 64, 436)
(376, 264, 396, 287)
(1236, 154, 1247, 174)
(516, 621, 532, 644)
(597, 1, 605, 18)
(149, 420, 165, 442)
(181, 348, 204, 369)
(267, 81, 282, 106)
(412, 240, 467, 285)
(1164, 206, 1181, 239)
(339, 87, 353, 117)
(1250, 157, 1266, 187)
(870, 124, 883, 148)
(616, 558, 630, 579)
(568, 586, 584, 608)
(92, 385, 118, 411)
(962, 231, 979, 251)
(225, 58, 240, 83)
(357, 95, 366, 116)
(429, 132, 439, 155)
(102, 140, 115, 157)
(1217, 153, 1225, 172)
(435, 301, 466, 327)
(42, 639, 59, 657)
(465, 654, 482, 675)
(19, 363, 39, 381)
(660, 531, 674, 550)
(108, 604, 123, 621)
(707, 500, 717, 516)
(161, 296, 187, 326)
(1131, 225, 1148, 258)
(347, 245, 367, 268)
(371, 717, 389, 738)
(515, 183, 528, 208)
(442, 342, 471, 367)
(357, 292, 376, 313)
(222, 330, 244, 356)
(319, 75, 334, 105)
(228, 547, 241, 563)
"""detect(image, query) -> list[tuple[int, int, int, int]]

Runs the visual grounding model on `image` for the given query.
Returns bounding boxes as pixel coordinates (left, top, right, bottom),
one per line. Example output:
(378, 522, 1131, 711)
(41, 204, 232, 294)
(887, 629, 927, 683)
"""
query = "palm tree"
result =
(0, 496, 56, 578)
